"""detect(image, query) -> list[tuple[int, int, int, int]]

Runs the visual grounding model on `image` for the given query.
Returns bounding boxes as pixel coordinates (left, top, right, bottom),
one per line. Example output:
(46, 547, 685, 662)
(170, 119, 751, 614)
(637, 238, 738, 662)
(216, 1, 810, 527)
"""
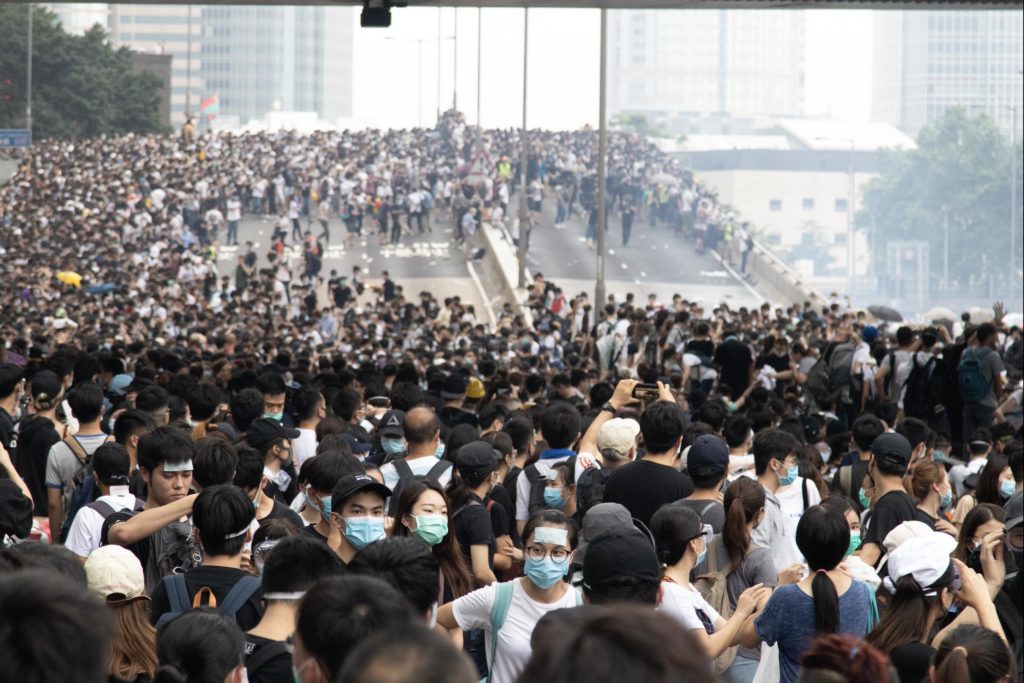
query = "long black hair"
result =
(795, 505, 850, 634)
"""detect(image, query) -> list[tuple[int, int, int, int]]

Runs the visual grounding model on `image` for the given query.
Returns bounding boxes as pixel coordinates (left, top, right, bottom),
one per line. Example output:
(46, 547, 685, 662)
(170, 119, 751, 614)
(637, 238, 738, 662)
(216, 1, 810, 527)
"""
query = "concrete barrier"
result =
(476, 221, 529, 317)
(744, 238, 829, 307)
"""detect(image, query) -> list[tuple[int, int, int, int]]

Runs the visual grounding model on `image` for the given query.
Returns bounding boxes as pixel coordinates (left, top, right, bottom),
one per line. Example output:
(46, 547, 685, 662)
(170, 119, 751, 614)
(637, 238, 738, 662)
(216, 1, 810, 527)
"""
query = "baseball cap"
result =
(596, 418, 640, 457)
(331, 473, 391, 507)
(455, 441, 500, 473)
(882, 520, 935, 554)
(245, 418, 301, 450)
(29, 370, 62, 400)
(575, 502, 648, 566)
(1005, 490, 1023, 531)
(107, 373, 133, 397)
(882, 532, 957, 595)
(861, 326, 879, 342)
(378, 409, 406, 439)
(441, 374, 468, 400)
(582, 528, 661, 595)
(339, 432, 372, 455)
(687, 434, 729, 479)
(871, 432, 912, 471)
(85, 545, 147, 603)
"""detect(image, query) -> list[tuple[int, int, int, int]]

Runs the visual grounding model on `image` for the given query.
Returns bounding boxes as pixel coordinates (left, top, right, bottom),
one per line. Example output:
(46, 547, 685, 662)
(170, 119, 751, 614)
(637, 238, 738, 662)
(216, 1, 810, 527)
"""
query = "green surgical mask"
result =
(858, 487, 871, 510)
(411, 514, 449, 546)
(846, 530, 861, 557)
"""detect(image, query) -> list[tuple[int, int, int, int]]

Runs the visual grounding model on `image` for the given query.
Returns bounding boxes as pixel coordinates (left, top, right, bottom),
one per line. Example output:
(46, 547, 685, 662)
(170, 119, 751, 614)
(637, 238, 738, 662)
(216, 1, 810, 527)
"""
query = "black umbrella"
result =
(868, 305, 903, 322)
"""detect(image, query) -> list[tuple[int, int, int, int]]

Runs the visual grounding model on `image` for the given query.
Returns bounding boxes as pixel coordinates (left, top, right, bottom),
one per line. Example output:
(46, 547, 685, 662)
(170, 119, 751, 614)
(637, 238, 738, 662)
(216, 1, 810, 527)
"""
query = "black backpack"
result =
(903, 355, 946, 420)
(387, 457, 453, 515)
(524, 456, 580, 516)
(58, 435, 114, 543)
(154, 573, 261, 628)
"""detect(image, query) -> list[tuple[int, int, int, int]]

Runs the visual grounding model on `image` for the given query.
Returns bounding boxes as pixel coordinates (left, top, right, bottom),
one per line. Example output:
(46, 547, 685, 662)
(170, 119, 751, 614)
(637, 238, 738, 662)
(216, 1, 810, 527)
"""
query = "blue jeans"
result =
(725, 654, 760, 683)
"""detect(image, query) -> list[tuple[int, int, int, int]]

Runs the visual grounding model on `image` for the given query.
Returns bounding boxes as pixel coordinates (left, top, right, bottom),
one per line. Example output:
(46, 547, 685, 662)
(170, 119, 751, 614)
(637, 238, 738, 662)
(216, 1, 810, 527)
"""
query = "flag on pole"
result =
(200, 94, 220, 119)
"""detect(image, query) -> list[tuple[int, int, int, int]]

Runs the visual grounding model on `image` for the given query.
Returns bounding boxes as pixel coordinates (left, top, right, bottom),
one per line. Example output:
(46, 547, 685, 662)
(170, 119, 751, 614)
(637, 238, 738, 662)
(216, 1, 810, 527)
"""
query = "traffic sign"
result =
(0, 129, 31, 149)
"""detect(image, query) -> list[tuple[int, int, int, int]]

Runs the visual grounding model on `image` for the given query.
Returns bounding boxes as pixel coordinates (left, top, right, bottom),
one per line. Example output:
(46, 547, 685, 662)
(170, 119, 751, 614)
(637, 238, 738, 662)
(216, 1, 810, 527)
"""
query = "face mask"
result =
(343, 516, 386, 550)
(846, 530, 861, 557)
(428, 602, 439, 629)
(778, 464, 798, 487)
(381, 438, 406, 456)
(694, 539, 708, 566)
(939, 488, 953, 511)
(1000, 480, 1016, 499)
(412, 514, 448, 546)
(524, 555, 568, 589)
(264, 411, 284, 422)
(544, 487, 567, 509)
(821, 448, 832, 464)
(933, 449, 946, 462)
(434, 443, 446, 459)
(314, 492, 332, 522)
(858, 487, 872, 510)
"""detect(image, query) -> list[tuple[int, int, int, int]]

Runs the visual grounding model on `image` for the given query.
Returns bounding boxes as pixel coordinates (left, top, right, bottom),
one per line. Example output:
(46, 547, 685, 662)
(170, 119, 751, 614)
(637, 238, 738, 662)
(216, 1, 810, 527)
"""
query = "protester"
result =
(154, 608, 246, 683)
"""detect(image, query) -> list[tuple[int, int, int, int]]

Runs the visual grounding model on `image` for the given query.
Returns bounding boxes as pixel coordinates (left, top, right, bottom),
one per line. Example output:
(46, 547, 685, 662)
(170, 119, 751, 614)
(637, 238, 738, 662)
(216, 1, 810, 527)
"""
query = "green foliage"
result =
(610, 113, 668, 139)
(0, 5, 167, 139)
(860, 108, 1023, 288)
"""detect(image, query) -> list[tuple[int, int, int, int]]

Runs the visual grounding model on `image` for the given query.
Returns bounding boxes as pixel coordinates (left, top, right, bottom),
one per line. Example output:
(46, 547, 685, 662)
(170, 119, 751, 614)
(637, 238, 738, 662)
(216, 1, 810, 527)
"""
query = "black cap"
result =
(582, 528, 661, 594)
(441, 374, 468, 400)
(340, 432, 372, 454)
(686, 435, 729, 478)
(331, 473, 391, 507)
(124, 375, 155, 394)
(245, 418, 301, 450)
(29, 370, 62, 400)
(870, 432, 912, 471)
(455, 441, 500, 473)
(378, 409, 406, 438)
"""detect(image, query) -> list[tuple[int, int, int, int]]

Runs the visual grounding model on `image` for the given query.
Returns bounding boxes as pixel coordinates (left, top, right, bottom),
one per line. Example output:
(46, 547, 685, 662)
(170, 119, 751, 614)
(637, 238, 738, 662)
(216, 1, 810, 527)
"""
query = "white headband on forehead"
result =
(163, 459, 194, 473)
(533, 527, 568, 547)
(224, 526, 249, 540)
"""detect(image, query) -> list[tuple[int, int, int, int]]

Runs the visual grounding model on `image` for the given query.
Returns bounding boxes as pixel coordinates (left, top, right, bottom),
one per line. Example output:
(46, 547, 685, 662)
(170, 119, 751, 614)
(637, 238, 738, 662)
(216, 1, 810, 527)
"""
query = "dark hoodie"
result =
(14, 415, 60, 516)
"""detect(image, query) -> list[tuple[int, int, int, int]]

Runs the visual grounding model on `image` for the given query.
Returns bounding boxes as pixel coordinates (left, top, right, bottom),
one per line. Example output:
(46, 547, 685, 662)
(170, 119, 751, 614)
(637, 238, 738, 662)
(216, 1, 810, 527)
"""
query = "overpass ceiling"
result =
(37, 0, 1024, 8)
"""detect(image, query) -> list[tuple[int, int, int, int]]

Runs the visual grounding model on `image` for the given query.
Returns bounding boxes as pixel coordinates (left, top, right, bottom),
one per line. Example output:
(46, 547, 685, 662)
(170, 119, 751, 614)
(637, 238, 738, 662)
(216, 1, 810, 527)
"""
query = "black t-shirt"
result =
(0, 407, 13, 451)
(261, 500, 304, 528)
(687, 339, 714, 358)
(452, 494, 496, 571)
(149, 565, 264, 631)
(889, 641, 935, 683)
(244, 634, 292, 683)
(714, 339, 753, 399)
(299, 522, 328, 543)
(487, 488, 512, 539)
(863, 490, 918, 552)
(439, 406, 479, 430)
(913, 508, 938, 530)
(603, 459, 695, 529)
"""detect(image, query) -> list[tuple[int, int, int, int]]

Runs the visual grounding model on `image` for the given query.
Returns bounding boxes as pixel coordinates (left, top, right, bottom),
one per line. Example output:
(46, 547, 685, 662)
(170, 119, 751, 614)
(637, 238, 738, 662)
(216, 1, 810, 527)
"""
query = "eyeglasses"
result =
(525, 545, 570, 563)
(689, 524, 714, 547)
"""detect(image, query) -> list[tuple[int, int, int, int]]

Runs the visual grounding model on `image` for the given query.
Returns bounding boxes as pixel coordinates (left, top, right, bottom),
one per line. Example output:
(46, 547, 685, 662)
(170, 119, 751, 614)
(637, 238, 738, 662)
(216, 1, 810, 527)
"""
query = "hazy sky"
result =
(349, 7, 875, 130)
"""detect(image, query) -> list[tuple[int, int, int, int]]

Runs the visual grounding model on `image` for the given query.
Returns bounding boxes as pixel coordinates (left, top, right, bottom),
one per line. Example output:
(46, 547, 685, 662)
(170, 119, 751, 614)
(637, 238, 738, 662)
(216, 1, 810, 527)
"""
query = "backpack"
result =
(483, 581, 582, 683)
(58, 435, 114, 543)
(903, 355, 943, 419)
(805, 356, 833, 405)
(827, 342, 857, 393)
(575, 465, 611, 517)
(154, 573, 261, 628)
(692, 538, 739, 673)
(387, 457, 453, 516)
(958, 347, 993, 403)
(61, 493, 145, 545)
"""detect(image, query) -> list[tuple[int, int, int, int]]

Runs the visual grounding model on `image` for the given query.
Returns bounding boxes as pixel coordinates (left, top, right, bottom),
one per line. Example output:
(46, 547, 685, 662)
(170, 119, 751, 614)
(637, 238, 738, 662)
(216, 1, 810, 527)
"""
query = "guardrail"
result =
(744, 238, 830, 307)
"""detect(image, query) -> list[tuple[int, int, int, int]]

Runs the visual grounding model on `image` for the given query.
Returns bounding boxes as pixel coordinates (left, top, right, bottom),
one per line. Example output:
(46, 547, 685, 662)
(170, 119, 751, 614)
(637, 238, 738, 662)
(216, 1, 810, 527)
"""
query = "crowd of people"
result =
(0, 114, 1022, 683)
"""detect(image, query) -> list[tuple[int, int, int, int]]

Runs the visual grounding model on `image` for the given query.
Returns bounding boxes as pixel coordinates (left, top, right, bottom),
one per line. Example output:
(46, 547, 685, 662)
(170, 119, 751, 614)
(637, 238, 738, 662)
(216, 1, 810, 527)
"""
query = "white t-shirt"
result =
(379, 454, 454, 492)
(774, 476, 821, 566)
(659, 580, 722, 632)
(65, 492, 141, 558)
(226, 198, 241, 221)
(452, 580, 580, 683)
(294, 428, 318, 470)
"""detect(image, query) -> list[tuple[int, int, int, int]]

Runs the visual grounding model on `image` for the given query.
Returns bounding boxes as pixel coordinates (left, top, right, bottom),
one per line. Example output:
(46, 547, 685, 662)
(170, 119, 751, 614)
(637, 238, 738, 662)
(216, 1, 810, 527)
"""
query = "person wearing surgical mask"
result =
(326, 473, 391, 566)
(855, 433, 918, 569)
(751, 428, 805, 572)
(437, 510, 582, 683)
(244, 418, 301, 505)
(542, 461, 577, 525)
(652, 502, 770, 663)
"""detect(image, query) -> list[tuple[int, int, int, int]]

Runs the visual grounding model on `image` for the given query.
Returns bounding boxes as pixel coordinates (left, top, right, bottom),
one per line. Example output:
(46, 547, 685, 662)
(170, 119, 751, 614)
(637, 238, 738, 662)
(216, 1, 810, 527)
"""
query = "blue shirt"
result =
(755, 581, 872, 683)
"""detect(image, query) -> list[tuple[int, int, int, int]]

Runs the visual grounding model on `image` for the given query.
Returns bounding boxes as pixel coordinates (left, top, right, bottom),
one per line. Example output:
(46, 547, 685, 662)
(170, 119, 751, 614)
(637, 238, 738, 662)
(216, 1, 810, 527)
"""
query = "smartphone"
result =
(631, 383, 660, 400)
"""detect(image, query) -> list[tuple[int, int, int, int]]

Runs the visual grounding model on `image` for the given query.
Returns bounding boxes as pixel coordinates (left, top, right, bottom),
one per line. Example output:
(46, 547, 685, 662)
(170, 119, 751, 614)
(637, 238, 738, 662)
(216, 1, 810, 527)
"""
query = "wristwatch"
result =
(601, 402, 617, 414)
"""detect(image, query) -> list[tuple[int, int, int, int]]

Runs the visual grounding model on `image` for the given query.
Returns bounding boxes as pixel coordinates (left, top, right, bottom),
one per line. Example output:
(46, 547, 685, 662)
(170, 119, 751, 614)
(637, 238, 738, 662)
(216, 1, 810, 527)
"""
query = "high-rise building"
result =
(201, 6, 353, 126)
(607, 9, 805, 121)
(45, 3, 108, 36)
(872, 10, 1024, 138)
(107, 4, 202, 127)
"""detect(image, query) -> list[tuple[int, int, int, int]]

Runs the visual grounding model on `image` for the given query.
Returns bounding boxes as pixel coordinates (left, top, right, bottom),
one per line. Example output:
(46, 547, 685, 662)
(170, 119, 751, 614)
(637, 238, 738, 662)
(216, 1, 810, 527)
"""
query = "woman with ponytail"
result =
(907, 459, 958, 536)
(931, 625, 1014, 683)
(446, 441, 502, 587)
(154, 608, 245, 683)
(700, 478, 800, 683)
(866, 532, 959, 683)
(741, 505, 874, 683)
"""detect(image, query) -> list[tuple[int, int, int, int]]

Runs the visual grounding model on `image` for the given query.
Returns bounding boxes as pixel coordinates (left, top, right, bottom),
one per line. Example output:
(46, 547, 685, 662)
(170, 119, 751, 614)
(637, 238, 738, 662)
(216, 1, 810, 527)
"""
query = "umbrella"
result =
(924, 306, 957, 323)
(867, 305, 903, 322)
(968, 307, 994, 323)
(651, 172, 680, 187)
(56, 271, 82, 288)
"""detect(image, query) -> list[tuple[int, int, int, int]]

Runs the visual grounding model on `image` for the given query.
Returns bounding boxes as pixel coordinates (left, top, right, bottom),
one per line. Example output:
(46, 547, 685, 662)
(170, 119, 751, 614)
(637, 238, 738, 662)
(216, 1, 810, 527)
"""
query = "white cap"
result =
(85, 545, 146, 602)
(883, 533, 957, 595)
(597, 418, 640, 457)
(882, 521, 934, 554)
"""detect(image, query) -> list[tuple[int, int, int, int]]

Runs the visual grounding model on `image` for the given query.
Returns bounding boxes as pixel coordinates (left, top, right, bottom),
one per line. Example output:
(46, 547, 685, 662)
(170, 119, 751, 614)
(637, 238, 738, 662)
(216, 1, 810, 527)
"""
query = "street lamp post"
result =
(436, 8, 442, 120)
(452, 8, 458, 112)
(517, 8, 529, 290)
(26, 3, 32, 137)
(942, 205, 951, 289)
(1011, 104, 1019, 278)
(476, 7, 482, 135)
(595, 9, 608, 308)
(185, 4, 192, 119)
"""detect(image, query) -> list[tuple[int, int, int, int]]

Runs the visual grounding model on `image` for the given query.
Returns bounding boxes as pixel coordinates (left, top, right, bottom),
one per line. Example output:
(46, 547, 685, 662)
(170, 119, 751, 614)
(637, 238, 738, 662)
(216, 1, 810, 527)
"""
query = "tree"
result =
(610, 113, 668, 139)
(860, 108, 1023, 292)
(0, 5, 168, 139)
